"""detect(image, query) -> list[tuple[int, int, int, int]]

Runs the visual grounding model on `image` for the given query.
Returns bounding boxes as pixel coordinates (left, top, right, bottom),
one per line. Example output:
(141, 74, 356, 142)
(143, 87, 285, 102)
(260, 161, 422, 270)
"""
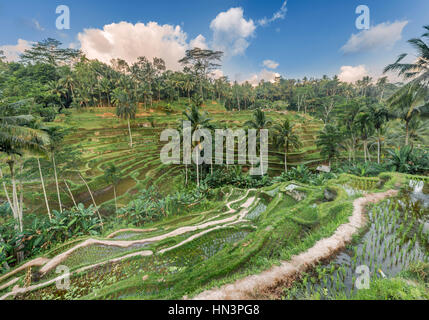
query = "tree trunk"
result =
(0, 234, 10, 271)
(9, 161, 24, 263)
(196, 150, 200, 187)
(363, 141, 367, 162)
(9, 161, 22, 232)
(52, 154, 62, 213)
(405, 121, 409, 146)
(185, 163, 188, 186)
(196, 163, 199, 187)
(377, 135, 381, 164)
(79, 173, 103, 227)
(127, 118, 133, 148)
(0, 168, 18, 230)
(284, 147, 288, 173)
(64, 180, 77, 209)
(37, 158, 51, 221)
(18, 164, 24, 232)
(113, 185, 118, 212)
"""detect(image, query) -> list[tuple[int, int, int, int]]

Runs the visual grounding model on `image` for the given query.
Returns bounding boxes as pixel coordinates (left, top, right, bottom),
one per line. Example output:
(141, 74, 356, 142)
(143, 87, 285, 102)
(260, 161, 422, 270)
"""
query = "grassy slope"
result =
(0, 99, 325, 215)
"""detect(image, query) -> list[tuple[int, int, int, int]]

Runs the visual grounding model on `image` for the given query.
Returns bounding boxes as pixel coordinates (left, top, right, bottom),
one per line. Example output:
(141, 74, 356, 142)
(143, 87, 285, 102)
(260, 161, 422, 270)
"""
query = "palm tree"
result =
(48, 80, 67, 110)
(376, 77, 389, 101)
(62, 74, 76, 101)
(387, 84, 427, 146)
(368, 104, 389, 163)
(184, 78, 195, 103)
(0, 110, 49, 232)
(182, 105, 212, 187)
(384, 25, 429, 86)
(245, 109, 272, 175)
(407, 118, 429, 147)
(388, 118, 429, 148)
(104, 164, 120, 211)
(112, 88, 137, 148)
(316, 124, 341, 167)
(45, 127, 65, 213)
(272, 120, 302, 173)
(355, 109, 375, 162)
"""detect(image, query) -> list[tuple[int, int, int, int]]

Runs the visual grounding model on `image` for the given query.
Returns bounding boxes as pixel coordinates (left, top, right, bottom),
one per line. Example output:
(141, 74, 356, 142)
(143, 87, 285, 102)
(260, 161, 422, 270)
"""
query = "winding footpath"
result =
(0, 189, 398, 300)
(192, 190, 398, 300)
(0, 189, 255, 300)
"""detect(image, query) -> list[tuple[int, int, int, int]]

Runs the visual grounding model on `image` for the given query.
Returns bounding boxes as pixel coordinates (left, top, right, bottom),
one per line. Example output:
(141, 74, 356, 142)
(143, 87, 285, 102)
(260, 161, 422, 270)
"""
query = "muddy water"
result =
(78, 176, 137, 208)
(285, 187, 429, 299)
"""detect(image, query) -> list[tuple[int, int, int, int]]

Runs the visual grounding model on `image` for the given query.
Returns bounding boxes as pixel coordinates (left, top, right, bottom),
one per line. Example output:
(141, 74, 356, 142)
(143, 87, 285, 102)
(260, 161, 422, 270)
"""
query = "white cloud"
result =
(190, 34, 208, 49)
(32, 19, 45, 31)
(338, 65, 369, 83)
(0, 39, 32, 62)
(338, 63, 406, 84)
(210, 69, 224, 79)
(78, 21, 189, 70)
(262, 59, 279, 69)
(341, 21, 408, 53)
(246, 69, 280, 86)
(210, 7, 256, 56)
(258, 0, 288, 26)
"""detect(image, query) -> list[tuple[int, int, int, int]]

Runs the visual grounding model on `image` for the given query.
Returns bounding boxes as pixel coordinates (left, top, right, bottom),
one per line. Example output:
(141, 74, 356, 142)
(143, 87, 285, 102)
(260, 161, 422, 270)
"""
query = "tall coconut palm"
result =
(245, 109, 272, 175)
(112, 88, 137, 148)
(183, 76, 195, 103)
(376, 77, 389, 102)
(387, 84, 427, 146)
(384, 25, 429, 87)
(368, 104, 389, 163)
(0, 111, 49, 231)
(48, 80, 67, 110)
(182, 105, 212, 187)
(104, 164, 120, 211)
(272, 120, 302, 173)
(316, 124, 341, 168)
(355, 109, 375, 162)
(45, 127, 65, 213)
(388, 118, 429, 148)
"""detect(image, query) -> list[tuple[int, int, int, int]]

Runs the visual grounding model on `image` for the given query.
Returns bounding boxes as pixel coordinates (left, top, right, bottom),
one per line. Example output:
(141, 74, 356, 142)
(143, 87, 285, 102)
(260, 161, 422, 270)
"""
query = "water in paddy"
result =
(79, 176, 137, 207)
(265, 187, 279, 197)
(246, 202, 267, 221)
(285, 183, 429, 300)
(110, 232, 143, 240)
(61, 243, 151, 269)
(163, 228, 252, 268)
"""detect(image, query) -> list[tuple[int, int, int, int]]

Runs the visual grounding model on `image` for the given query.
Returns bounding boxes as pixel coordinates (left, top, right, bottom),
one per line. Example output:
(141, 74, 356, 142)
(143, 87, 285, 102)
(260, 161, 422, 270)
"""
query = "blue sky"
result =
(1, 0, 428, 83)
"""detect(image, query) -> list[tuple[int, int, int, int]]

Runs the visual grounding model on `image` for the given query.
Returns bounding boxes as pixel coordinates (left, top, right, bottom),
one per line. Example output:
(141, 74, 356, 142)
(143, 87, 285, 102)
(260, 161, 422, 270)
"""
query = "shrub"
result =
(387, 146, 429, 174)
(334, 161, 388, 177)
(0, 204, 102, 273)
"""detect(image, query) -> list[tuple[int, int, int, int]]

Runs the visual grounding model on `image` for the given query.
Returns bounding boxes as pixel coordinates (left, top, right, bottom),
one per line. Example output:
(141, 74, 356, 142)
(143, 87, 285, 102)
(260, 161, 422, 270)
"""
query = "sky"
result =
(0, 0, 428, 84)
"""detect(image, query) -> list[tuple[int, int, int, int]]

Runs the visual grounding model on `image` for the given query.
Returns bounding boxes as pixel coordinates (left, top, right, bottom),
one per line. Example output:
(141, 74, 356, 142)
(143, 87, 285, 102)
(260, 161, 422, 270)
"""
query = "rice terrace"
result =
(0, 0, 429, 309)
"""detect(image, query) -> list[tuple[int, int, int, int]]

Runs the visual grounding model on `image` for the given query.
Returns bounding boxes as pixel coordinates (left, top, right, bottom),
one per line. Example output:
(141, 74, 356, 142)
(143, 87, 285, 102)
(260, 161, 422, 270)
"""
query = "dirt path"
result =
(0, 189, 255, 299)
(38, 190, 255, 275)
(192, 189, 398, 300)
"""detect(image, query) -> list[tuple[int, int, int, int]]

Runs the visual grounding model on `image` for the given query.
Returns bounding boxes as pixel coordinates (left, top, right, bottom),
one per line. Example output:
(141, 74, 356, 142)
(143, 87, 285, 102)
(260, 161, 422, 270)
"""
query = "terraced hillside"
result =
(1, 172, 427, 300)
(1, 100, 325, 215)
